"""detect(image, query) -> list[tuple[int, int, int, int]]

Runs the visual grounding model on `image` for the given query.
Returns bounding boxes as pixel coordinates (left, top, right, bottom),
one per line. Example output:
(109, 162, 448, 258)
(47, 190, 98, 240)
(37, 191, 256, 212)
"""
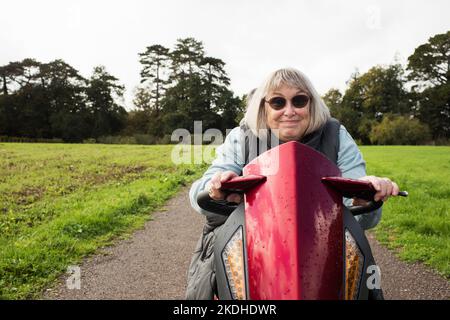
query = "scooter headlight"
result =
(345, 229, 364, 300)
(222, 226, 247, 300)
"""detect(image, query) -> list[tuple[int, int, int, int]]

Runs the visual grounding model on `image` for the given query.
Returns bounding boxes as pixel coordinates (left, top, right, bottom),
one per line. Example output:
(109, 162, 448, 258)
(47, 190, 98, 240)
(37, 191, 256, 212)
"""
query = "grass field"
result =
(0, 143, 448, 299)
(360, 146, 450, 279)
(0, 143, 207, 299)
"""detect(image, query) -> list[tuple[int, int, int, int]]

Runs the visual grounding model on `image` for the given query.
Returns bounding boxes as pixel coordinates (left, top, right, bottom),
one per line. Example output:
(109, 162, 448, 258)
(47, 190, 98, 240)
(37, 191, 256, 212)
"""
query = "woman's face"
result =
(265, 84, 311, 142)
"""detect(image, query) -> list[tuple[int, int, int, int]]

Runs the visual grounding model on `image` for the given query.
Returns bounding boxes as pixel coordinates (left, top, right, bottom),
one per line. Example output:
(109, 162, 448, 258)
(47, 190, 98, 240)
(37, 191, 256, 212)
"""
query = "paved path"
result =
(44, 187, 204, 299)
(367, 233, 449, 300)
(44, 188, 449, 300)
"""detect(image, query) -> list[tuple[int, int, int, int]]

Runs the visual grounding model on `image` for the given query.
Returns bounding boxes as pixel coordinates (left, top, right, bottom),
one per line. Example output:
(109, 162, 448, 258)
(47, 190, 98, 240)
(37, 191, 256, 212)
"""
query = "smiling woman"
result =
(244, 68, 331, 143)
(264, 85, 311, 142)
(186, 67, 402, 299)
(194, 68, 401, 213)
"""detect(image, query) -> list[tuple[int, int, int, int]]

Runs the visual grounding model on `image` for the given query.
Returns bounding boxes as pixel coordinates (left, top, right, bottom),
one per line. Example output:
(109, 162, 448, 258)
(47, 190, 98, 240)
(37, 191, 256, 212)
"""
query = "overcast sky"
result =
(2, 0, 450, 109)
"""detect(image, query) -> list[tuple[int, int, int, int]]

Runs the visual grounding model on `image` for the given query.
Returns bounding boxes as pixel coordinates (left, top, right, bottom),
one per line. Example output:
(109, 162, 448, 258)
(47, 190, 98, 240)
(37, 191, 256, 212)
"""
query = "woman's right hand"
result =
(206, 171, 242, 204)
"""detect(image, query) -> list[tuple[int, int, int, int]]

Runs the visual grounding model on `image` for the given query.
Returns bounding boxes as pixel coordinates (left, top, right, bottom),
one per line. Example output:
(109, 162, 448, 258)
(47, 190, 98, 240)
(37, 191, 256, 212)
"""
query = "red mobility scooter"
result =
(197, 142, 406, 300)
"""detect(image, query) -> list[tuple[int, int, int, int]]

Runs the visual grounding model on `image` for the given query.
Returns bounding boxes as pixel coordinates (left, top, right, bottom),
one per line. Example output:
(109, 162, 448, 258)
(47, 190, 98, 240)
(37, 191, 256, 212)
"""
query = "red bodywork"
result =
(225, 141, 343, 299)
(219, 142, 379, 300)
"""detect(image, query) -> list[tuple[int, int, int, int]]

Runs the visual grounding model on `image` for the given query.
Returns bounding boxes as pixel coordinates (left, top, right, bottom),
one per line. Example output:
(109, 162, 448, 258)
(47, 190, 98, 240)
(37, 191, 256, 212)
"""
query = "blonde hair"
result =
(243, 68, 330, 138)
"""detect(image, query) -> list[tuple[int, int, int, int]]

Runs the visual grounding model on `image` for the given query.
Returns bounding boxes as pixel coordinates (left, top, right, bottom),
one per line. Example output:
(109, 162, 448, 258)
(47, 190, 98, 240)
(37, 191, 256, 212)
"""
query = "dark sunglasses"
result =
(264, 94, 310, 110)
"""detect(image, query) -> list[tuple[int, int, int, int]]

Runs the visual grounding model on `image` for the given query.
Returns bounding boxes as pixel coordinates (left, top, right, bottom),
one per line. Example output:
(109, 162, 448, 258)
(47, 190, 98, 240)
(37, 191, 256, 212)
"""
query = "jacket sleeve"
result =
(189, 127, 245, 215)
(337, 125, 382, 230)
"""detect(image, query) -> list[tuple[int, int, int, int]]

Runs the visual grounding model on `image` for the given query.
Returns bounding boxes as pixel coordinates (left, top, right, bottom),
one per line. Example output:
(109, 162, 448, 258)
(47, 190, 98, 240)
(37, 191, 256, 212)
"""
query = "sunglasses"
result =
(264, 94, 310, 110)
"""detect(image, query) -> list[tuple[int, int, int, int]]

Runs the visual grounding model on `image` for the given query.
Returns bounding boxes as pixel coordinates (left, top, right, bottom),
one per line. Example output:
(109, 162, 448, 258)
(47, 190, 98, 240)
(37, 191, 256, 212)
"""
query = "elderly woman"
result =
(186, 67, 399, 299)
(189, 67, 399, 228)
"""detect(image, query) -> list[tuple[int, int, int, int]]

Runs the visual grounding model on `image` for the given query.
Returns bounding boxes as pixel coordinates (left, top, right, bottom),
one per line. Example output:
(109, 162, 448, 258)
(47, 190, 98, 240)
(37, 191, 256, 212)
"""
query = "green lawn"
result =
(360, 146, 450, 278)
(0, 143, 448, 299)
(0, 143, 207, 299)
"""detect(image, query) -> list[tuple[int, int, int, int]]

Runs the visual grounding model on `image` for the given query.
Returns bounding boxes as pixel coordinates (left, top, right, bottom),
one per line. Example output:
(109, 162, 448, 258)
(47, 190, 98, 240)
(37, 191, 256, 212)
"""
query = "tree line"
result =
(323, 31, 449, 145)
(0, 37, 245, 143)
(0, 32, 448, 145)
(0, 59, 127, 142)
(124, 37, 245, 140)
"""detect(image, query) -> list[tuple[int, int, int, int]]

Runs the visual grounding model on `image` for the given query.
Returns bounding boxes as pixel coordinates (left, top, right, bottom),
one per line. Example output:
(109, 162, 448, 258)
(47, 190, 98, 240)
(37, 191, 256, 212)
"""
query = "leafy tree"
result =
(0, 94, 18, 136)
(164, 38, 206, 123)
(200, 56, 230, 111)
(322, 88, 343, 119)
(122, 109, 151, 135)
(216, 90, 245, 132)
(14, 85, 50, 138)
(40, 59, 89, 141)
(39, 59, 86, 89)
(133, 37, 248, 137)
(412, 84, 450, 140)
(49, 110, 91, 142)
(0, 65, 10, 95)
(338, 71, 363, 137)
(407, 31, 450, 139)
(170, 37, 204, 81)
(0, 58, 89, 139)
(1, 59, 42, 91)
(0, 60, 32, 95)
(138, 44, 171, 114)
(160, 75, 207, 133)
(0, 58, 130, 142)
(133, 85, 153, 111)
(86, 66, 127, 138)
(407, 31, 450, 87)
(0, 59, 44, 136)
(370, 114, 431, 145)
(339, 65, 409, 143)
(156, 38, 221, 133)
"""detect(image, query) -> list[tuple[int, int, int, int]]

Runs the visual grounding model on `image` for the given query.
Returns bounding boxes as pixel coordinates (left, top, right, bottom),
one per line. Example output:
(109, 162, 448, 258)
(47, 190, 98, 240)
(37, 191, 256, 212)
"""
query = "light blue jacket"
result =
(189, 125, 381, 230)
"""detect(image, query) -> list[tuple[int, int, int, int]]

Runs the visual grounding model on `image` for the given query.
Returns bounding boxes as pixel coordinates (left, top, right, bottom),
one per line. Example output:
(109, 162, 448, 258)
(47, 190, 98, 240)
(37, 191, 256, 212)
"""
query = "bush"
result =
(97, 135, 137, 145)
(95, 134, 174, 145)
(370, 115, 432, 145)
(0, 136, 64, 143)
(133, 134, 158, 145)
(433, 138, 450, 146)
(157, 134, 174, 145)
(83, 138, 96, 144)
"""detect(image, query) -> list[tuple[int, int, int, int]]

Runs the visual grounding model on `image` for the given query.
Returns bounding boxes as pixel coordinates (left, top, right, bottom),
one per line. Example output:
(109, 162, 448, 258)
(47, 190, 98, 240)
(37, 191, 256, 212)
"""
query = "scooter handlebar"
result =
(196, 175, 266, 215)
(197, 190, 240, 216)
(321, 176, 408, 216)
(348, 200, 384, 216)
(348, 190, 408, 215)
(197, 175, 408, 216)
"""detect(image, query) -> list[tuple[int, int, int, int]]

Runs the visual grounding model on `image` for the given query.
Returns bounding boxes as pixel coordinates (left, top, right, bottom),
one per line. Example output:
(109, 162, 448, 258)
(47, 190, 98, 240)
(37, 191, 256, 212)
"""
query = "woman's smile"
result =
(279, 120, 301, 128)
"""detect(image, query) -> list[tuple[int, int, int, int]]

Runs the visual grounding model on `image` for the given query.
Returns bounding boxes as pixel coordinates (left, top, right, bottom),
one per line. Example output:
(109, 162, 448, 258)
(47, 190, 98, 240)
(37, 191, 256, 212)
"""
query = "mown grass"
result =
(0, 143, 207, 299)
(360, 146, 450, 278)
(1, 143, 448, 299)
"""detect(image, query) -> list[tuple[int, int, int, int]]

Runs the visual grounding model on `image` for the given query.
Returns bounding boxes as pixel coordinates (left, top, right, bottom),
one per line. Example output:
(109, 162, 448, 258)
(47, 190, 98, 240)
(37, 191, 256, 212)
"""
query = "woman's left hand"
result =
(357, 175, 400, 202)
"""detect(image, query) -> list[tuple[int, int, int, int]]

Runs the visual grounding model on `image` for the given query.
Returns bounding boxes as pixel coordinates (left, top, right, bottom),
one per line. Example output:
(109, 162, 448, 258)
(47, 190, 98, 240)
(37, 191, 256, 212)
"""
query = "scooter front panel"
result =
(243, 142, 344, 299)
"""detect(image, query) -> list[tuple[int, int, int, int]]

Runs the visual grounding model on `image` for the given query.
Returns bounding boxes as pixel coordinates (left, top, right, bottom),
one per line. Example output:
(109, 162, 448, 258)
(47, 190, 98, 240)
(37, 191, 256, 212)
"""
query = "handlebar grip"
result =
(197, 190, 240, 216)
(349, 190, 407, 215)
(348, 200, 383, 216)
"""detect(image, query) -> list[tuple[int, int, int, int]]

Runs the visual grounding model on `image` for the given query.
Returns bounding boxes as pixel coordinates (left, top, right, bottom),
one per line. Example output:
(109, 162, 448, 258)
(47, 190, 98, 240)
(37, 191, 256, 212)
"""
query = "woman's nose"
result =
(283, 100, 297, 116)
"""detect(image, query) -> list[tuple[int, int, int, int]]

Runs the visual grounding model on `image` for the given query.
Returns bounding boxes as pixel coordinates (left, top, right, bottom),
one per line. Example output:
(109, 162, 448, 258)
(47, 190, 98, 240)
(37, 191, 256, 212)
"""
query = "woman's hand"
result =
(206, 171, 242, 204)
(354, 175, 400, 204)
